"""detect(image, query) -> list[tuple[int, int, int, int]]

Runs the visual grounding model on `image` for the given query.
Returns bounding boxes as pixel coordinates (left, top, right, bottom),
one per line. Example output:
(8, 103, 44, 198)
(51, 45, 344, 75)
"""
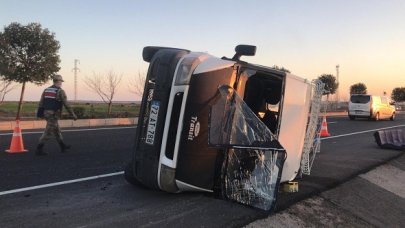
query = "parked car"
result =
(125, 45, 321, 211)
(348, 94, 395, 121)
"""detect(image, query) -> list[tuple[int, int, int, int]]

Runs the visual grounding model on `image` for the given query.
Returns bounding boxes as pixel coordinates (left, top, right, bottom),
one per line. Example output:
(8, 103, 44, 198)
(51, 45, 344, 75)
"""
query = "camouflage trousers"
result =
(39, 111, 63, 144)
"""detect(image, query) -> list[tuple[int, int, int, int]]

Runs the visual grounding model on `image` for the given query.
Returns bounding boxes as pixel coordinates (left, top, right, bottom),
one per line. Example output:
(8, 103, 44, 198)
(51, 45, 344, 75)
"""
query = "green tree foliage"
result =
(0, 22, 60, 119)
(350, 83, 367, 95)
(391, 87, 405, 102)
(318, 74, 338, 100)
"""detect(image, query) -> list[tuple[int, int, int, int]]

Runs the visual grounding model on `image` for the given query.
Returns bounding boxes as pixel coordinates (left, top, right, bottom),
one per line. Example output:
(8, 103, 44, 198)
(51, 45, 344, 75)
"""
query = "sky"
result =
(1, 0, 404, 102)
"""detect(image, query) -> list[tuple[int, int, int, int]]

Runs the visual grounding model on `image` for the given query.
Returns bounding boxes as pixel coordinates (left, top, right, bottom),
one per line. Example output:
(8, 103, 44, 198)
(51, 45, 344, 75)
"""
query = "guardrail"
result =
(0, 118, 138, 131)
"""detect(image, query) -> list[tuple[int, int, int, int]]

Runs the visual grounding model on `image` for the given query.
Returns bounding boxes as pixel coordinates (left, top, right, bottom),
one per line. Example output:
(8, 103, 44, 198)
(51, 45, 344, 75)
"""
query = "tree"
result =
(0, 22, 60, 119)
(350, 83, 367, 95)
(318, 74, 338, 101)
(0, 77, 18, 104)
(391, 87, 405, 102)
(128, 71, 146, 97)
(271, 65, 291, 73)
(84, 70, 123, 115)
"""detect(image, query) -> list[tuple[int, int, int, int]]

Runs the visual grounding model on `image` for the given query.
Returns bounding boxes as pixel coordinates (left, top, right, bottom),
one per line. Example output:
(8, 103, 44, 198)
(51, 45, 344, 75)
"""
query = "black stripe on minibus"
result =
(165, 92, 184, 159)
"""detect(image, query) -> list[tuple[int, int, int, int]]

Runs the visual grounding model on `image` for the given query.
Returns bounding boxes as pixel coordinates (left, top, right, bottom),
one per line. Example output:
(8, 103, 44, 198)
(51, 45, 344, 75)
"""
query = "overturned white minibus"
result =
(125, 45, 322, 211)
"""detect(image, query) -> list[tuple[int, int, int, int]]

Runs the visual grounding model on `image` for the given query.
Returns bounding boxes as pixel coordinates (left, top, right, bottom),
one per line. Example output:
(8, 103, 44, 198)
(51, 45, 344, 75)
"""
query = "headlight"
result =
(174, 57, 200, 85)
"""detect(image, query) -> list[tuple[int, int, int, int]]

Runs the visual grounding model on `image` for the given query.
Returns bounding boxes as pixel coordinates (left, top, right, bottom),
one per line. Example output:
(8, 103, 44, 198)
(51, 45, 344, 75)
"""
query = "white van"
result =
(348, 94, 395, 121)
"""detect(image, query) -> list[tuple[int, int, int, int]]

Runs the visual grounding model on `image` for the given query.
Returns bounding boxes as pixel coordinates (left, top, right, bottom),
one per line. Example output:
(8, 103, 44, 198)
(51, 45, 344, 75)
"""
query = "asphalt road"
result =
(0, 126, 135, 191)
(0, 114, 404, 227)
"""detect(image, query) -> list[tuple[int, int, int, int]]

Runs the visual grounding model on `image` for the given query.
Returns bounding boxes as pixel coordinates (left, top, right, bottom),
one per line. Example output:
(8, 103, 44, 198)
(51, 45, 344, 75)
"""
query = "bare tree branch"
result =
(83, 70, 123, 115)
(0, 78, 18, 104)
(128, 71, 146, 97)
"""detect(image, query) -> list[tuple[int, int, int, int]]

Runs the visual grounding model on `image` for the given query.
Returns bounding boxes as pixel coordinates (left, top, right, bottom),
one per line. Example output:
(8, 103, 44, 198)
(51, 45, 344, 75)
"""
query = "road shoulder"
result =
(246, 153, 405, 227)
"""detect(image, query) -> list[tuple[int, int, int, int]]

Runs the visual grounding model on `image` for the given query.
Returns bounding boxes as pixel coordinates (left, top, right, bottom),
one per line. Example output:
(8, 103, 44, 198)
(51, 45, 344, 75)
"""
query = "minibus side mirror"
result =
(232, 45, 256, 61)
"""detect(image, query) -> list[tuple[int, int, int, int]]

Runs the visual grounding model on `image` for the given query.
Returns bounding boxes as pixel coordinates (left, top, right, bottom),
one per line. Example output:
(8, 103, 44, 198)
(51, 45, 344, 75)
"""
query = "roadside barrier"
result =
(0, 118, 138, 131)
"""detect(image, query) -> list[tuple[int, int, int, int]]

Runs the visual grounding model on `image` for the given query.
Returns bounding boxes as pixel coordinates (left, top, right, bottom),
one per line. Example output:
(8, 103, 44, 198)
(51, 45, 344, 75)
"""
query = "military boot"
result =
(35, 143, 47, 156)
(59, 142, 71, 153)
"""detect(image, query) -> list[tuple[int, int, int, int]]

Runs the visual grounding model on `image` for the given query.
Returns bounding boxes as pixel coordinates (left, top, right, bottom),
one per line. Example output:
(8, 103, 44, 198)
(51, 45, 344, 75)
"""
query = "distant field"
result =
(0, 101, 140, 119)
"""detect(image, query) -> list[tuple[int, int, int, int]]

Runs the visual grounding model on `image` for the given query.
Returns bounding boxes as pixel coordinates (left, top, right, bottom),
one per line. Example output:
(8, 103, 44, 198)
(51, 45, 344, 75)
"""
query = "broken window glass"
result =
(209, 85, 286, 211)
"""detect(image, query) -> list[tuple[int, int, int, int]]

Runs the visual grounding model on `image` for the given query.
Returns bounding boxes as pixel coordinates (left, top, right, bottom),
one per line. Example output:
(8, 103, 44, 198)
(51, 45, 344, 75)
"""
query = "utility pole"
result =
(336, 65, 340, 107)
(72, 59, 80, 101)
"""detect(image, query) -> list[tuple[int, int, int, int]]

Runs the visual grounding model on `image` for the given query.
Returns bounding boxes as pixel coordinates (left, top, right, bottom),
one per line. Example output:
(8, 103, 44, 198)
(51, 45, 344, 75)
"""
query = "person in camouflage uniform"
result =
(36, 75, 77, 156)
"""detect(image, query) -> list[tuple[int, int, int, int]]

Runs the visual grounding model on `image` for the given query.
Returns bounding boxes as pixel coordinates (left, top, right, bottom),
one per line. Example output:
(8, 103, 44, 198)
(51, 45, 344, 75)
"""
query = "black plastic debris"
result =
(374, 129, 405, 151)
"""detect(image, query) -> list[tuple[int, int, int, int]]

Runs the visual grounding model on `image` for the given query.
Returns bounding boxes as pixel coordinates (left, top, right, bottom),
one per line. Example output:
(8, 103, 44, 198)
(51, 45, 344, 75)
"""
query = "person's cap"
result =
(53, 74, 64, 82)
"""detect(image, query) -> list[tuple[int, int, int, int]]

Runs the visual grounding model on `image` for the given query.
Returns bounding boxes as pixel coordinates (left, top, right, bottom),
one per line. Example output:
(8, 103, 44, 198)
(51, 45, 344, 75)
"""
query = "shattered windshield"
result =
(208, 85, 277, 147)
(209, 85, 286, 211)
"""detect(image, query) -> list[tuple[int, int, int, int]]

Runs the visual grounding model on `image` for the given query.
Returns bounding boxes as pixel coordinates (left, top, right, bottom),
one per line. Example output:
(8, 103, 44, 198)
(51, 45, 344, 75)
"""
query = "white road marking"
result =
(0, 171, 124, 196)
(1, 123, 404, 196)
(328, 121, 338, 124)
(321, 124, 405, 140)
(0, 126, 133, 196)
(0, 126, 136, 136)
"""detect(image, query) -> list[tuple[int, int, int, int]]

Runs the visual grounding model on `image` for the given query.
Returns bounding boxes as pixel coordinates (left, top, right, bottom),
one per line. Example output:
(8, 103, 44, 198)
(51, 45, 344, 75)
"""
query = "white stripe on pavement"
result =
(0, 171, 124, 196)
(321, 124, 405, 140)
(1, 124, 404, 196)
(0, 126, 136, 136)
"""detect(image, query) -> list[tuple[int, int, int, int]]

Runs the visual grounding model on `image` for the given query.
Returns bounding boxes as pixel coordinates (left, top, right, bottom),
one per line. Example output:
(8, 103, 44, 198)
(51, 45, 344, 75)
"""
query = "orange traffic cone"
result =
(5, 120, 28, 153)
(320, 116, 331, 137)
